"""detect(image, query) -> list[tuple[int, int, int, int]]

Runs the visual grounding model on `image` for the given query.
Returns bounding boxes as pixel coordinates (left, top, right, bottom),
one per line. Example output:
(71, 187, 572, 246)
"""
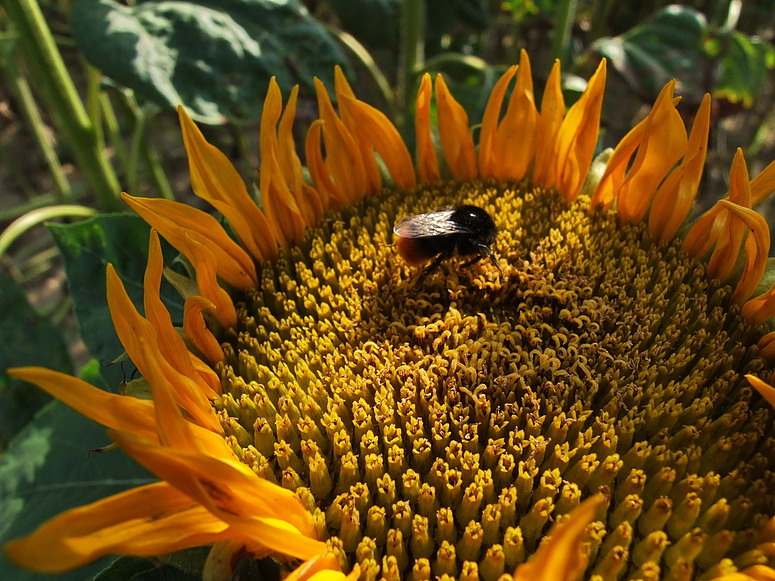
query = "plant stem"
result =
(398, 0, 424, 134)
(5, 0, 122, 211)
(550, 0, 578, 65)
(4, 58, 73, 202)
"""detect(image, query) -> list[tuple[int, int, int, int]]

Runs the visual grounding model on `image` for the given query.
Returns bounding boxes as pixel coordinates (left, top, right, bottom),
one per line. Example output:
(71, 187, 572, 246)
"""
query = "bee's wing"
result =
(393, 209, 469, 238)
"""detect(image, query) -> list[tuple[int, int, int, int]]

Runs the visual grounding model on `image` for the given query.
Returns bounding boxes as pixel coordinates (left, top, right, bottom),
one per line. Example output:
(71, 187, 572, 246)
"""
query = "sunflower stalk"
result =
(4, 0, 121, 211)
(398, 0, 425, 134)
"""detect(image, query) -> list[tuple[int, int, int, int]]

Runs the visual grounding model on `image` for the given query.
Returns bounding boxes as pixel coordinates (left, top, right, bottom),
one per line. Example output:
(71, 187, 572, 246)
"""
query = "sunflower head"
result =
(5, 51, 775, 581)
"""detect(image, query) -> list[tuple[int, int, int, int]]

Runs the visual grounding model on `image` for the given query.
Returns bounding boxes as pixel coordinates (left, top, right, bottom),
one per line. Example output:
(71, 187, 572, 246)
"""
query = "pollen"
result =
(214, 179, 774, 580)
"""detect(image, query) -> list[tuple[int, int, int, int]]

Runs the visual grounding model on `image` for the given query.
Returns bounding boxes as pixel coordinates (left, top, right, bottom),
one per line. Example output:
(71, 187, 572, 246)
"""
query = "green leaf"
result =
(0, 399, 154, 581)
(49, 214, 184, 390)
(715, 31, 775, 107)
(70, 0, 348, 123)
(0, 272, 72, 448)
(590, 5, 708, 101)
(93, 555, 200, 581)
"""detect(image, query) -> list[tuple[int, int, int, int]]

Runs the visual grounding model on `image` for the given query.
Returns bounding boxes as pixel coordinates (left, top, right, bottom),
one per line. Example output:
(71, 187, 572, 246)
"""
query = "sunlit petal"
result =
(122, 194, 257, 289)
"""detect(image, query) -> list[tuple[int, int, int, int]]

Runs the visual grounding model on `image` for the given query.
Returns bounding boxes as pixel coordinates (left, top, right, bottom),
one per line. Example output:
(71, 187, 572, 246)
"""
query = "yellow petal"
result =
(415, 73, 441, 183)
(532, 60, 565, 188)
(513, 494, 606, 581)
(178, 107, 278, 261)
(478, 66, 518, 177)
(7, 367, 157, 441)
(617, 81, 688, 223)
(122, 194, 257, 290)
(339, 95, 416, 188)
(4, 482, 230, 573)
(554, 59, 607, 203)
(184, 295, 226, 364)
(434, 75, 478, 181)
(746, 375, 775, 409)
(718, 200, 770, 304)
(648, 93, 711, 241)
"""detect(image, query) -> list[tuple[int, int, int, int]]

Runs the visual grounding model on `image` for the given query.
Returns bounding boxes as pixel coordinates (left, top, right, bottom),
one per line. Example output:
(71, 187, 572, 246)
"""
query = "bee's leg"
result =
(460, 254, 483, 268)
(415, 251, 451, 287)
(478, 246, 503, 278)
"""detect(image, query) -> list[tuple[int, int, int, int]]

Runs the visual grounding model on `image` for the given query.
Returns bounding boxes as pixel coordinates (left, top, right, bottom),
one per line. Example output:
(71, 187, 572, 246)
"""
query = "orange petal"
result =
(555, 59, 607, 203)
(681, 203, 726, 259)
(532, 60, 565, 188)
(178, 107, 278, 261)
(190, 350, 224, 395)
(649, 93, 711, 241)
(122, 194, 257, 290)
(434, 75, 478, 181)
(513, 494, 606, 581)
(758, 332, 775, 361)
(182, 233, 238, 329)
(751, 160, 775, 206)
(415, 73, 441, 183)
(718, 200, 770, 304)
(491, 50, 537, 181)
(746, 375, 775, 409)
(7, 367, 157, 441)
(287, 554, 361, 581)
(313, 78, 369, 205)
(478, 66, 518, 178)
(590, 117, 648, 209)
(4, 482, 230, 573)
(711, 566, 775, 581)
(305, 121, 338, 207)
(334, 67, 382, 194)
(143, 231, 218, 399)
(339, 95, 416, 189)
(707, 150, 751, 282)
(109, 430, 320, 547)
(259, 80, 308, 247)
(106, 264, 221, 434)
(286, 554, 343, 581)
(184, 295, 226, 364)
(617, 81, 688, 223)
(743, 284, 775, 326)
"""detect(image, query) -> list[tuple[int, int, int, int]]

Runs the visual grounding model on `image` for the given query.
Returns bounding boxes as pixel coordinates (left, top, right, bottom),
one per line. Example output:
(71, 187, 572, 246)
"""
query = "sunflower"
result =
(5, 50, 775, 581)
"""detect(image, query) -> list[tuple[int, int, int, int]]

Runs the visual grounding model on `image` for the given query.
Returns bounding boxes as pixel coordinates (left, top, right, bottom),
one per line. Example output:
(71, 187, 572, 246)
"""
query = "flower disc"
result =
(215, 180, 774, 580)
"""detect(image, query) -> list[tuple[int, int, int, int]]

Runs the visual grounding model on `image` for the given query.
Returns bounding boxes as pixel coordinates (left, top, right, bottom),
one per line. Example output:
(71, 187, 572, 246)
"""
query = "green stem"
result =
(5, 0, 122, 211)
(142, 129, 174, 200)
(327, 23, 396, 119)
(3, 58, 73, 202)
(550, 0, 578, 65)
(398, 0, 424, 134)
(0, 204, 98, 256)
(99, 92, 131, 176)
(127, 109, 147, 197)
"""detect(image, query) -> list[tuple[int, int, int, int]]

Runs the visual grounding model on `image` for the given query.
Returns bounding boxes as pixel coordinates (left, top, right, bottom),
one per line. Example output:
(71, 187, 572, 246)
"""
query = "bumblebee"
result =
(393, 204, 501, 284)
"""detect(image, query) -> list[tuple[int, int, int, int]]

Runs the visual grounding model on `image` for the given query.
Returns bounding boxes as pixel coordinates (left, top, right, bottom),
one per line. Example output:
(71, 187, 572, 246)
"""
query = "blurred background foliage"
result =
(0, 1, 773, 577)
